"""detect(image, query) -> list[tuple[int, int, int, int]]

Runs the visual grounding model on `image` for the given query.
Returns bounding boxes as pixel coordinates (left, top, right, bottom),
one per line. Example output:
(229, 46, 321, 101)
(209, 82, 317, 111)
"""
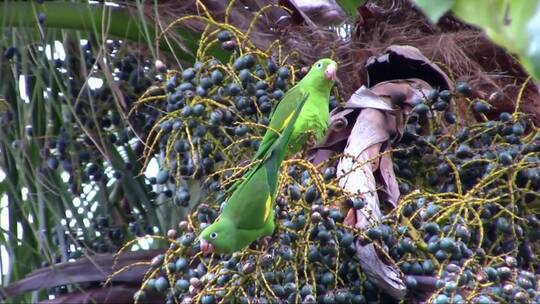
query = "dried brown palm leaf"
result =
(39, 285, 163, 304)
(2, 250, 163, 300)
(309, 45, 448, 300)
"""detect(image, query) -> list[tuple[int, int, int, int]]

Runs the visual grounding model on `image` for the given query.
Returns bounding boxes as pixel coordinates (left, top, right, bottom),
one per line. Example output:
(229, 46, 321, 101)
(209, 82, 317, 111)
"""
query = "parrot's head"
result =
(306, 58, 338, 87)
(199, 218, 237, 254)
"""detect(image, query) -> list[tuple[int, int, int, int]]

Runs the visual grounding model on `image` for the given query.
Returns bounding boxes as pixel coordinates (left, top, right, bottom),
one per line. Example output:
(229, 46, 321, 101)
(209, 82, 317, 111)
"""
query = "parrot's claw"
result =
(306, 133, 317, 148)
(300, 130, 316, 146)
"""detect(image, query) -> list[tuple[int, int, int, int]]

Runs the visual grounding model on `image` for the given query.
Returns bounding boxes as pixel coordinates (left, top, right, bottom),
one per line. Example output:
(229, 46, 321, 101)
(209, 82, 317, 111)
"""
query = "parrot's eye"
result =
(316, 62, 323, 69)
(210, 232, 218, 239)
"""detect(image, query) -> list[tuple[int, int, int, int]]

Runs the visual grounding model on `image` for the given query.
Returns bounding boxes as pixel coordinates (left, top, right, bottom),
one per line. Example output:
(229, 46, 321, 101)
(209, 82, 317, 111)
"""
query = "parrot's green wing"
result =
(251, 85, 308, 161)
(221, 94, 309, 229)
(224, 85, 307, 197)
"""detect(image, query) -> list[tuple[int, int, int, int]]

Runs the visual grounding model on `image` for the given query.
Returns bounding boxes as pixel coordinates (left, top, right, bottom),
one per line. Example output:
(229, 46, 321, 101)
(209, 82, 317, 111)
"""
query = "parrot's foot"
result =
(306, 133, 318, 148)
(306, 134, 318, 149)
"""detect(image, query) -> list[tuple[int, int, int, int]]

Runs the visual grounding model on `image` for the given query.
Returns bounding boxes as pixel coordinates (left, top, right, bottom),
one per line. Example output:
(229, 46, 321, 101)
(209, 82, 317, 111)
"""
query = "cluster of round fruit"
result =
(148, 35, 338, 208)
(135, 168, 388, 304)
(8, 39, 169, 259)
(390, 84, 540, 303)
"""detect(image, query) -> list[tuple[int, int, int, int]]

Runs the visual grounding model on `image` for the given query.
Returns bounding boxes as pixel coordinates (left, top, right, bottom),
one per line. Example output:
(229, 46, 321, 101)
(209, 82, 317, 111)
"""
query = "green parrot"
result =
(199, 94, 310, 254)
(222, 59, 338, 198)
(251, 58, 338, 161)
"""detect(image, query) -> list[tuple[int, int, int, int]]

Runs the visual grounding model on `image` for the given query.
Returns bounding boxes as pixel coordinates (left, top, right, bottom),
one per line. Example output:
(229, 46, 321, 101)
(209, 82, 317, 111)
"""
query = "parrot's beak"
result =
(200, 239, 214, 254)
(324, 63, 337, 81)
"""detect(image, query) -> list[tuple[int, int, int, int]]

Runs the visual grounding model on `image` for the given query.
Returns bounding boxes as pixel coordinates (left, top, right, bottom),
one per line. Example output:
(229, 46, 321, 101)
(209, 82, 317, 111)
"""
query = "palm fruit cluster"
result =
(130, 58, 539, 303)
(133, 166, 383, 304)
(389, 83, 540, 303)
(1, 38, 167, 269)
(136, 30, 340, 211)
(144, 53, 290, 204)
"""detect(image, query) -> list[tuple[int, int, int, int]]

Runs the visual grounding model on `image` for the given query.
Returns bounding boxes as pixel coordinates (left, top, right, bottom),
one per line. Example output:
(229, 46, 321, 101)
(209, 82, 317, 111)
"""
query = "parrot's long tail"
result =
(243, 94, 311, 197)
